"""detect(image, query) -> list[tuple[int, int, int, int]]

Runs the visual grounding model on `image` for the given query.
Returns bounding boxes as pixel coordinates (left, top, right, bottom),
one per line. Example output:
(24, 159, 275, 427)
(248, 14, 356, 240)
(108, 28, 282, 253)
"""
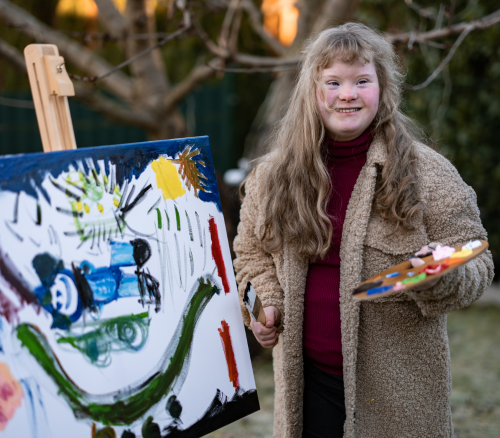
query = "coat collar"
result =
(366, 133, 388, 167)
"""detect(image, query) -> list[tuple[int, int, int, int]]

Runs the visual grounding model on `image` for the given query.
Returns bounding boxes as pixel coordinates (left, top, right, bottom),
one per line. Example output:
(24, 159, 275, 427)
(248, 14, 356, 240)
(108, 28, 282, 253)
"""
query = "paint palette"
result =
(352, 240, 489, 301)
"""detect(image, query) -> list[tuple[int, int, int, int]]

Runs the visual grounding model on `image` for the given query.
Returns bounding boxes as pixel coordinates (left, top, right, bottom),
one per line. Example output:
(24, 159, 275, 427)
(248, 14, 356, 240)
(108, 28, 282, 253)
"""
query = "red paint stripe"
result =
(218, 320, 240, 389)
(208, 216, 230, 294)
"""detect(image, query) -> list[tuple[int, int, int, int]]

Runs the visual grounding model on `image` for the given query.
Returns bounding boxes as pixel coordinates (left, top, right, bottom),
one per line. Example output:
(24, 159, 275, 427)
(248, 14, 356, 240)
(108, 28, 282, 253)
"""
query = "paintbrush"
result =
(243, 282, 267, 325)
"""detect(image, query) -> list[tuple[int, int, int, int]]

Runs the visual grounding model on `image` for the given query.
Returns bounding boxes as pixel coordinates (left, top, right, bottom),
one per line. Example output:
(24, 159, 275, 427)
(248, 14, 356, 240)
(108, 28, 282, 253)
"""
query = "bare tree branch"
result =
(71, 24, 191, 84)
(75, 86, 157, 130)
(0, 37, 26, 72)
(94, 0, 126, 37)
(234, 52, 300, 66)
(240, 0, 286, 55)
(208, 61, 296, 73)
(228, 6, 242, 54)
(125, 0, 169, 106)
(407, 24, 473, 90)
(218, 0, 240, 49)
(193, 15, 230, 58)
(0, 0, 133, 101)
(163, 62, 218, 110)
(388, 8, 500, 43)
(405, 0, 438, 21)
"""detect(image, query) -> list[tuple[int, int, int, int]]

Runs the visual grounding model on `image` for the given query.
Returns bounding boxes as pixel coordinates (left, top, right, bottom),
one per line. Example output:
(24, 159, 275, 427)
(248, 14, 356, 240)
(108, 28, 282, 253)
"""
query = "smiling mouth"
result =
(336, 108, 361, 113)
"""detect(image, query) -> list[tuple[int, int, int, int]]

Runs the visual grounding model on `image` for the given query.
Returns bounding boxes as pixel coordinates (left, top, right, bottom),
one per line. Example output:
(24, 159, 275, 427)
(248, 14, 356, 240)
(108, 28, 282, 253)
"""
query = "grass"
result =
(448, 305, 500, 438)
(207, 305, 500, 438)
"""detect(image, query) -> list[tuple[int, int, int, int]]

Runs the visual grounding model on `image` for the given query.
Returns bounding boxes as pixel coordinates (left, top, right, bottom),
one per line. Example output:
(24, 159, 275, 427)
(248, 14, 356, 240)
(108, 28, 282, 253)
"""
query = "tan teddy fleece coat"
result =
(233, 136, 494, 438)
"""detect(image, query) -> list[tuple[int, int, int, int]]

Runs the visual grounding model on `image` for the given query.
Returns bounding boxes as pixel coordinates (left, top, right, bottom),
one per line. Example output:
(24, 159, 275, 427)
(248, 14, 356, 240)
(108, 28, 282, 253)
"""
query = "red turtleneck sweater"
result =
(303, 129, 373, 375)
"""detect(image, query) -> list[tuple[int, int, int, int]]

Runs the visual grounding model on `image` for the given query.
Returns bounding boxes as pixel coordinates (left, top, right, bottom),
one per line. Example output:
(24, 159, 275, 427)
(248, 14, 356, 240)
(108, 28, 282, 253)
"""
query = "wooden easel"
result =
(24, 44, 77, 152)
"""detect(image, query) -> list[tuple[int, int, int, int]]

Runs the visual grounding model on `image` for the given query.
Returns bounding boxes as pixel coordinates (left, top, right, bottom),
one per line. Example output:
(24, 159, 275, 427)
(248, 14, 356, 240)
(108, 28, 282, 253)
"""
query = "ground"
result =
(207, 301, 500, 438)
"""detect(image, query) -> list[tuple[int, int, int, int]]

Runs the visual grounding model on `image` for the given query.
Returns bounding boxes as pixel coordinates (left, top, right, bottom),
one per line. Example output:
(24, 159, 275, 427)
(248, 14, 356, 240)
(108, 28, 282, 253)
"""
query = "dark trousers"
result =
(302, 358, 346, 438)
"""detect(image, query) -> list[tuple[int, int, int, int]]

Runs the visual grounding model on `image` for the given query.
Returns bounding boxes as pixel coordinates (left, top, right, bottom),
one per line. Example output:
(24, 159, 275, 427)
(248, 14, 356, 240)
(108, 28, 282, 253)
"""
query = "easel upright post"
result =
(24, 44, 77, 152)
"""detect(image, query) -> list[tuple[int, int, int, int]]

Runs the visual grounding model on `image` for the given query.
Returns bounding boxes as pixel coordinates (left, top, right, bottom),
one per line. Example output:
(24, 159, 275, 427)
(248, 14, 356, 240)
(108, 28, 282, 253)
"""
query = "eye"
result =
(358, 79, 368, 85)
(326, 81, 339, 87)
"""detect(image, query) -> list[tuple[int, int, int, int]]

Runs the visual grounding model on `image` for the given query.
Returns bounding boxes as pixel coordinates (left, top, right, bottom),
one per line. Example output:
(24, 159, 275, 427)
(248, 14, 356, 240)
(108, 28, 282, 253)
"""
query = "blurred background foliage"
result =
(0, 0, 499, 274)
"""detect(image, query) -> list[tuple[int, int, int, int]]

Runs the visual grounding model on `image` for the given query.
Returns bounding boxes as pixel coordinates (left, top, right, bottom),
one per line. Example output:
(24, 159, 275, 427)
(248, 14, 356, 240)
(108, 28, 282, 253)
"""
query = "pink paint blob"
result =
(0, 362, 23, 431)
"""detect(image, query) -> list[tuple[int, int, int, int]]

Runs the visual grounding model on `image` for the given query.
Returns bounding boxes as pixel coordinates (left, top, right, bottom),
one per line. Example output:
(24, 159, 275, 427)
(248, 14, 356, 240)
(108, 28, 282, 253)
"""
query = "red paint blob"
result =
(208, 217, 230, 294)
(218, 320, 240, 389)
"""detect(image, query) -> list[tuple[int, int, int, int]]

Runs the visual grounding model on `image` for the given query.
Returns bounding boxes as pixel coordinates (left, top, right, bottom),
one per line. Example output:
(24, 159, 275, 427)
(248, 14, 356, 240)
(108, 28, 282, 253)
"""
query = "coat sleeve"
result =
(405, 150, 494, 316)
(233, 169, 285, 328)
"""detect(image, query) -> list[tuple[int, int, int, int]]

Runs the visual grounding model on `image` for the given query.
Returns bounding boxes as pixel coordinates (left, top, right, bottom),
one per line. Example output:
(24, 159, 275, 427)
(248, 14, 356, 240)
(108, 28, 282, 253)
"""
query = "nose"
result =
(339, 84, 357, 102)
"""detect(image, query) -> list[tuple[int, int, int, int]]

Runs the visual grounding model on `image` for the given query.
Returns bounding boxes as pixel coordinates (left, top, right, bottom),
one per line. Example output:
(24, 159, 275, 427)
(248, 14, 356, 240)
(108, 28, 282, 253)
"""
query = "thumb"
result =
(263, 307, 275, 328)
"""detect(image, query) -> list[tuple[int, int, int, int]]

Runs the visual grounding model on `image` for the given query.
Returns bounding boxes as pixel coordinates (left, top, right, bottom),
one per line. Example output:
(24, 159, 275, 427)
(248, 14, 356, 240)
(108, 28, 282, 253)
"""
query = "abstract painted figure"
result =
(0, 137, 259, 437)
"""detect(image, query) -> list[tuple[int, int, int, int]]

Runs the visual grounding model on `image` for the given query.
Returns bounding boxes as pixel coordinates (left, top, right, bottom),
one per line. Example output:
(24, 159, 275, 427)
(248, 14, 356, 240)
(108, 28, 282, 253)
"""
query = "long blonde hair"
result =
(249, 22, 423, 259)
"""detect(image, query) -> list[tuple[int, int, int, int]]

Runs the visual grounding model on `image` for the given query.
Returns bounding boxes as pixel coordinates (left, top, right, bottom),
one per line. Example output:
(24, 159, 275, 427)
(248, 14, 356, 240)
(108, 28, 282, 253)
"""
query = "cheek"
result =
(363, 88, 380, 114)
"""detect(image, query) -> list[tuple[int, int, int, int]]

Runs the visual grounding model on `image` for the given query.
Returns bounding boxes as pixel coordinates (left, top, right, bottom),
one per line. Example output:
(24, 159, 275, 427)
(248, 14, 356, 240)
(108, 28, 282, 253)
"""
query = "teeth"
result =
(338, 108, 360, 113)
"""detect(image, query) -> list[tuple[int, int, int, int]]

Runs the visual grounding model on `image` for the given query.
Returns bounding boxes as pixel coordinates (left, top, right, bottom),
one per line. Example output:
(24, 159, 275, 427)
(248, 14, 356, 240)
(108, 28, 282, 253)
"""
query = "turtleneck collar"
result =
(324, 128, 373, 159)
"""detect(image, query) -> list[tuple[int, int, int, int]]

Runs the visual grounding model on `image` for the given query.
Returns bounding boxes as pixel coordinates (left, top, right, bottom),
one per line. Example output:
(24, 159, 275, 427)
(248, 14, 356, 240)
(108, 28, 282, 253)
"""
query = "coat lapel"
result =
(339, 136, 387, 437)
(282, 242, 309, 437)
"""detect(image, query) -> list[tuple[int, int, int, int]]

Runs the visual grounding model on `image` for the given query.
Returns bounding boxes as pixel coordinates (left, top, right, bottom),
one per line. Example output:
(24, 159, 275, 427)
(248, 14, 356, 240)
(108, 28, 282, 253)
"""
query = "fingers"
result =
(250, 319, 279, 348)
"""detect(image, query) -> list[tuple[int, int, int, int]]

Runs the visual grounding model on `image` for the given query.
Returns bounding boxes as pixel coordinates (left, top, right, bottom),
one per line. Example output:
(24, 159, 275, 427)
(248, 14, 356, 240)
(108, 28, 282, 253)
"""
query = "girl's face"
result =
(316, 59, 380, 141)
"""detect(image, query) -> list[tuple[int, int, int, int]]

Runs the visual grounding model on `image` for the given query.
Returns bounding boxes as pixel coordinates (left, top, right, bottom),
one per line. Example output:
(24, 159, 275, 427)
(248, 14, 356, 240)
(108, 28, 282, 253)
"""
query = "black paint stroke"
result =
(118, 180, 129, 210)
(91, 168, 101, 187)
(12, 192, 20, 224)
(29, 237, 41, 247)
(147, 197, 162, 215)
(124, 185, 135, 211)
(162, 388, 259, 438)
(49, 177, 81, 201)
(131, 239, 152, 268)
(56, 207, 83, 218)
(5, 221, 23, 242)
(71, 262, 95, 309)
(121, 184, 152, 214)
(36, 202, 41, 226)
(131, 239, 161, 312)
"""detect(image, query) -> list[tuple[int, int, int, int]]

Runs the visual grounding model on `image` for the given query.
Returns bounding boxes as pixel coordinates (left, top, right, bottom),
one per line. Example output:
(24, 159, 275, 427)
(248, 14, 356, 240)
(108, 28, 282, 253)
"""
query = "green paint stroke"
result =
(175, 205, 181, 231)
(56, 313, 150, 367)
(16, 276, 220, 426)
(156, 208, 162, 230)
(402, 273, 427, 285)
(165, 209, 170, 231)
(142, 416, 162, 438)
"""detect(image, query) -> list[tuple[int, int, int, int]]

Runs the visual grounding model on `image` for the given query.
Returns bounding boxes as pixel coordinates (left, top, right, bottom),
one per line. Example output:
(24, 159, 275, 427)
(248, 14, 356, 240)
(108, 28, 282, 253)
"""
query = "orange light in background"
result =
(261, 0, 299, 46)
(56, 0, 127, 17)
(56, 0, 98, 17)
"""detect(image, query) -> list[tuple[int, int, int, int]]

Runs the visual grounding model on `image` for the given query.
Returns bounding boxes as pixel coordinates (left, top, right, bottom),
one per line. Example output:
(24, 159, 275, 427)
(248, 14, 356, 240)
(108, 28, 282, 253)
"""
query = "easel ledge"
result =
(24, 44, 77, 152)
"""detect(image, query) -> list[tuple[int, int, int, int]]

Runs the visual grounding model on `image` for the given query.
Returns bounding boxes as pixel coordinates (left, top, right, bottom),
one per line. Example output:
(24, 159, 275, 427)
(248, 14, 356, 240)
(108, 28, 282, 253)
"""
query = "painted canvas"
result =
(0, 136, 259, 437)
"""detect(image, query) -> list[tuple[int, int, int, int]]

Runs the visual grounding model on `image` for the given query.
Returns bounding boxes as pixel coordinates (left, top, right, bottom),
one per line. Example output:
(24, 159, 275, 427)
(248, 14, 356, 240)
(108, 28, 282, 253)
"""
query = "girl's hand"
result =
(250, 306, 281, 349)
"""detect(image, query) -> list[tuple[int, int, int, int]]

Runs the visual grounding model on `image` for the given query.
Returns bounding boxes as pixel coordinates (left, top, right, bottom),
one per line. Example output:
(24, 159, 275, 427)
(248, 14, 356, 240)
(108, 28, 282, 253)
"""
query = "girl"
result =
(233, 23, 494, 438)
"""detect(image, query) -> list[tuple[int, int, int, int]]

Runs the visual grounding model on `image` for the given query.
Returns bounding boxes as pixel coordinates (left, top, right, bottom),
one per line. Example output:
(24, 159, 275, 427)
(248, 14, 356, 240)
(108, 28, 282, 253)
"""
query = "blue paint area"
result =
(366, 285, 393, 296)
(110, 241, 136, 266)
(117, 275, 141, 297)
(0, 136, 222, 212)
(385, 272, 400, 278)
(81, 261, 140, 304)
(32, 242, 143, 329)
